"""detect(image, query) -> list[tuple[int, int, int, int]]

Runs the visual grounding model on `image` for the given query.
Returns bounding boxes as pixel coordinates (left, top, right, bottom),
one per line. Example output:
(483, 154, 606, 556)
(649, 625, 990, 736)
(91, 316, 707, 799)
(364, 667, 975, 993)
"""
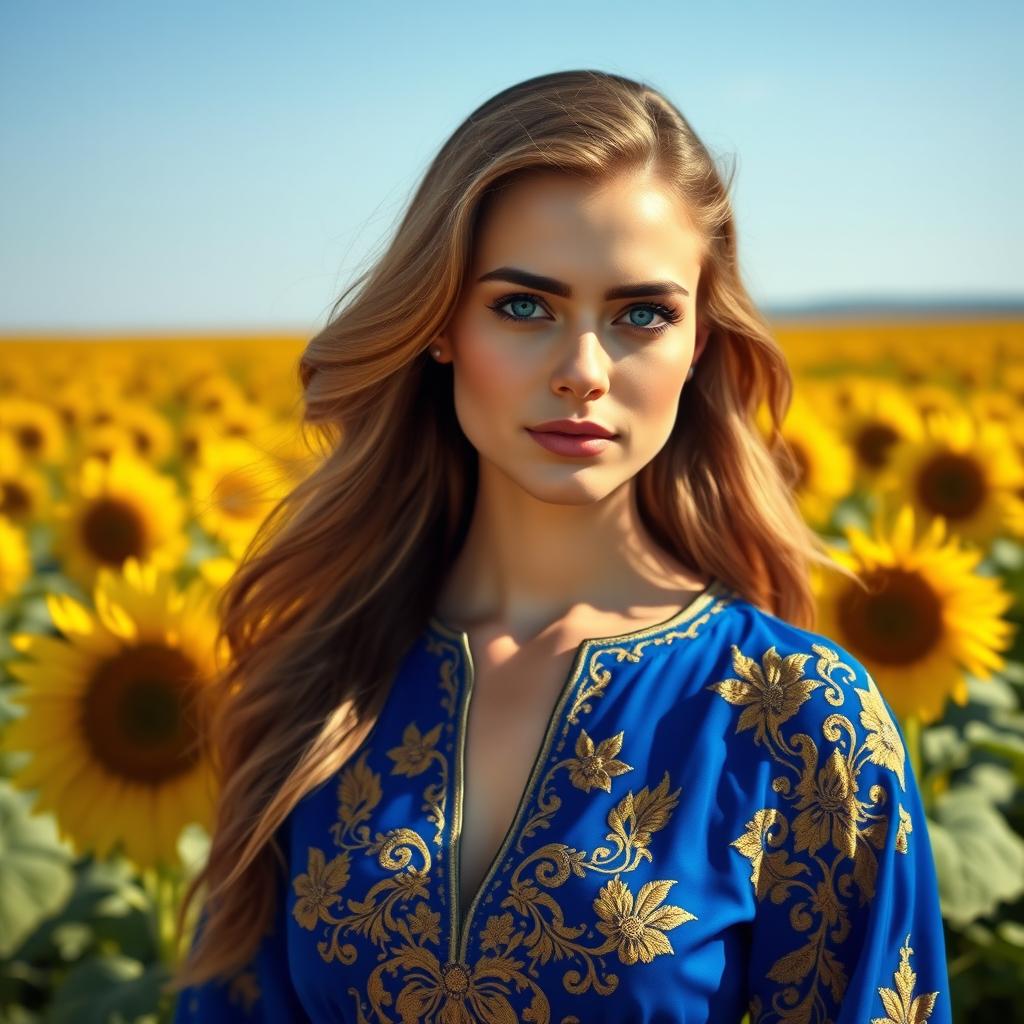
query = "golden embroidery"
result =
(293, 846, 352, 928)
(895, 804, 913, 855)
(593, 877, 697, 965)
(706, 644, 825, 747)
(566, 728, 633, 793)
(387, 721, 444, 777)
(872, 933, 939, 1023)
(386, 720, 449, 845)
(709, 641, 914, 1024)
(227, 969, 260, 1013)
(292, 587, 733, 1024)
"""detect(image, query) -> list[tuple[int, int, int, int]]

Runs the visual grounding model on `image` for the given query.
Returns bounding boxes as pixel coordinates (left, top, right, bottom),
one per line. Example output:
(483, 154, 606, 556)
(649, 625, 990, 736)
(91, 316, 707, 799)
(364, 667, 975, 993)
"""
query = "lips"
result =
(528, 421, 618, 438)
(525, 428, 618, 457)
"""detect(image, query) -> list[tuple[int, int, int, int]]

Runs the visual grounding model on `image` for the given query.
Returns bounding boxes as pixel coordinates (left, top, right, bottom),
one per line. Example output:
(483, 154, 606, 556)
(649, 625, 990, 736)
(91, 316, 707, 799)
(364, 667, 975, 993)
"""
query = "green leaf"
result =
(48, 954, 169, 1024)
(929, 788, 1024, 928)
(965, 720, 1024, 784)
(0, 780, 75, 958)
(13, 854, 157, 964)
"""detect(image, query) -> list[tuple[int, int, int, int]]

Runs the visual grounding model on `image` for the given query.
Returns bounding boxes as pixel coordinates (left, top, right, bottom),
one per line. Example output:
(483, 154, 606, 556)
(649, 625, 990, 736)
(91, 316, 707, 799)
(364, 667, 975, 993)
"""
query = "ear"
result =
(693, 320, 711, 364)
(430, 333, 451, 362)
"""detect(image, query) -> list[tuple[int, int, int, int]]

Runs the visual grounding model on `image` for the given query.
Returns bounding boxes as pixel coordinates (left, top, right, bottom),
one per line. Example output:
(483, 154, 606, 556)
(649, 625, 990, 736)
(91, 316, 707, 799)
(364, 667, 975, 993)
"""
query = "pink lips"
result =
(525, 428, 617, 457)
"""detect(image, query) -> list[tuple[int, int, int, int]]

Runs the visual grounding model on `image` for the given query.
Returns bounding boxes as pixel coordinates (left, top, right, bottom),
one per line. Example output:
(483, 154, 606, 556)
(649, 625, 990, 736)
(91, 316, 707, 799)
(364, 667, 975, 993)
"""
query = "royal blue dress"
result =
(173, 577, 952, 1023)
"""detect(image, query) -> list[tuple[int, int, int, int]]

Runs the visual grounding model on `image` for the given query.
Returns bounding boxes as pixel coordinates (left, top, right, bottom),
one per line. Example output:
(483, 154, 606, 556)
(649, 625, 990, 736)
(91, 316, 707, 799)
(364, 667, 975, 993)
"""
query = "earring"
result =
(686, 365, 695, 380)
(432, 346, 442, 359)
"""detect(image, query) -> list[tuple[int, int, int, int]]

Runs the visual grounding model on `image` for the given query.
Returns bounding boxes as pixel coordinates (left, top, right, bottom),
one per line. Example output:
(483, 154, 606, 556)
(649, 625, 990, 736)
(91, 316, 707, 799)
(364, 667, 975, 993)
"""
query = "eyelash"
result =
(487, 291, 684, 337)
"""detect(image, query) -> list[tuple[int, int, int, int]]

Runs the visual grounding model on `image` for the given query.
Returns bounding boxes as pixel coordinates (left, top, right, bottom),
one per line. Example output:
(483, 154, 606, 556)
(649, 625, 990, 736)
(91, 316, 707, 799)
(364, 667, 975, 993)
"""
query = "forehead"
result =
(472, 169, 703, 283)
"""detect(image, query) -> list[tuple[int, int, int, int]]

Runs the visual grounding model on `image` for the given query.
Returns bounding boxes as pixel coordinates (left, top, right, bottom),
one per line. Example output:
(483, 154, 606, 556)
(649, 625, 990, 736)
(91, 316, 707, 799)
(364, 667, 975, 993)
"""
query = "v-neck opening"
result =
(426, 576, 729, 965)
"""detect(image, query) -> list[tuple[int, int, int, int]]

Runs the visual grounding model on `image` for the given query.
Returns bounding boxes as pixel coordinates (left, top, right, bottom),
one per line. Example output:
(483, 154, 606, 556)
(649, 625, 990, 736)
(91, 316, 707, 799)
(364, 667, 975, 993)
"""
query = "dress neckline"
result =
(428, 575, 724, 646)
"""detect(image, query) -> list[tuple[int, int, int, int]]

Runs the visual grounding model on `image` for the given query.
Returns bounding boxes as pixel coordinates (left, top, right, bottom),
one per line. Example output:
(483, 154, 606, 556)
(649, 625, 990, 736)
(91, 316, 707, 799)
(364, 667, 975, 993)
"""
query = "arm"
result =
(172, 825, 311, 1022)
(732, 645, 952, 1023)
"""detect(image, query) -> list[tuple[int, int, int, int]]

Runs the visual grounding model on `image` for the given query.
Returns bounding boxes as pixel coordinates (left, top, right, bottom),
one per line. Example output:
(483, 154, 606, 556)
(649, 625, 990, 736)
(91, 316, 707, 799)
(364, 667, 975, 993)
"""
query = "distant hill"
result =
(764, 296, 1024, 321)
(1, 297, 1023, 337)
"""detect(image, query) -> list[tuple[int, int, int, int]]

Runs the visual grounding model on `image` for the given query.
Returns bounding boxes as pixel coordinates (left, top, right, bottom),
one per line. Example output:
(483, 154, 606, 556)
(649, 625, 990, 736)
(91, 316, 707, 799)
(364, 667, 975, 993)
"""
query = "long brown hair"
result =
(165, 68, 858, 995)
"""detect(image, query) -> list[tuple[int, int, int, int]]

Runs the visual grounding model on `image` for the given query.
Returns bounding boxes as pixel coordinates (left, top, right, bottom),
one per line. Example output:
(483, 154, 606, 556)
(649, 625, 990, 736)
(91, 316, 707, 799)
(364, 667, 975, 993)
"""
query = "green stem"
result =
(902, 713, 931, 814)
(145, 861, 183, 968)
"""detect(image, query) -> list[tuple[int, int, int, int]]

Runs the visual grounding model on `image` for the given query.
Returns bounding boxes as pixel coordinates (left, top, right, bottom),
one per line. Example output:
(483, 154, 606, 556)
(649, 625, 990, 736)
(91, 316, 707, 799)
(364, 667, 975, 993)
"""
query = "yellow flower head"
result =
(51, 450, 189, 592)
(816, 501, 1016, 724)
(2, 557, 226, 871)
(878, 407, 1024, 548)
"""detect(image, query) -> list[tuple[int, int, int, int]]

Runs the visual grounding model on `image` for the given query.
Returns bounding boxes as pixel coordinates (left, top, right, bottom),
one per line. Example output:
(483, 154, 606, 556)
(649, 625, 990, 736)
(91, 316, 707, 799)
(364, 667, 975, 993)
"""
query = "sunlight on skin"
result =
(432, 168, 711, 637)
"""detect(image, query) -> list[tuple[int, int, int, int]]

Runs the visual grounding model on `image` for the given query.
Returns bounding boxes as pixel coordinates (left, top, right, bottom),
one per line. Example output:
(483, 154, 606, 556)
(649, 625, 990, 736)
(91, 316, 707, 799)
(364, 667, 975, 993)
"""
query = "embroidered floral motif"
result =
(387, 721, 444, 777)
(593, 876, 696, 964)
(872, 933, 939, 1023)
(226, 970, 260, 1014)
(708, 641, 917, 1024)
(286, 609, 727, 1023)
(566, 728, 633, 793)
(292, 846, 352, 928)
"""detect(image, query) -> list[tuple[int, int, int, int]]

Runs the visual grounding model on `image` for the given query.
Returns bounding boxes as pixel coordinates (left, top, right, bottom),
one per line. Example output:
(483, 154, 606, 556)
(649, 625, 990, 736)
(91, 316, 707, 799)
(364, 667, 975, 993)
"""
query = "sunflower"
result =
(966, 388, 1021, 430)
(188, 436, 293, 559)
(111, 399, 177, 465)
(0, 395, 68, 465)
(2, 557, 225, 870)
(878, 408, 1024, 548)
(0, 515, 32, 602)
(770, 395, 855, 529)
(833, 380, 925, 488)
(196, 554, 238, 590)
(51, 450, 189, 592)
(815, 502, 1016, 724)
(0, 431, 52, 526)
(906, 381, 965, 423)
(1002, 364, 1024, 409)
(187, 373, 249, 418)
(72, 421, 140, 467)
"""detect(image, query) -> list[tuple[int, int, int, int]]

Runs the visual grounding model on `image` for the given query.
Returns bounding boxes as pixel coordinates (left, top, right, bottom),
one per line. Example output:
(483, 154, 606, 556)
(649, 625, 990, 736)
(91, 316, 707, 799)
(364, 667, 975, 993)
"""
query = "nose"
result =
(550, 330, 611, 399)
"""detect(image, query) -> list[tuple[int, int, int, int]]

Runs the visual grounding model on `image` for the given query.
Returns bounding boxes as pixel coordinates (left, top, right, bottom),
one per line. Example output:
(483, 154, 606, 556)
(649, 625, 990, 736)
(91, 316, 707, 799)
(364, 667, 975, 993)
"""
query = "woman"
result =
(167, 70, 951, 1023)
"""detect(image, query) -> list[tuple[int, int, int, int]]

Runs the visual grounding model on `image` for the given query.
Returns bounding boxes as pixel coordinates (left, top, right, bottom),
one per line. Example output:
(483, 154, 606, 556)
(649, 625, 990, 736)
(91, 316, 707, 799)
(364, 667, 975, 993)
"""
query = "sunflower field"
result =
(1, 322, 1023, 1023)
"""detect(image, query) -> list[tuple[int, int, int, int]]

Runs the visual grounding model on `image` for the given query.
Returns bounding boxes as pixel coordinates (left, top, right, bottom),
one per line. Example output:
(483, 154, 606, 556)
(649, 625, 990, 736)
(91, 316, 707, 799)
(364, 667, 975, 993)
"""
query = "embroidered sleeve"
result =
(171, 892, 310, 1023)
(708, 637, 952, 1024)
(172, 825, 311, 1023)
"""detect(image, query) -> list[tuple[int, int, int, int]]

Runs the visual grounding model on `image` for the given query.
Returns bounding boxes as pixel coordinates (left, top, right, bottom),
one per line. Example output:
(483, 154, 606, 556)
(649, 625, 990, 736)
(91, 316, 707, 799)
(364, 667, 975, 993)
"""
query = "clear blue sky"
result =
(1, 0, 1020, 332)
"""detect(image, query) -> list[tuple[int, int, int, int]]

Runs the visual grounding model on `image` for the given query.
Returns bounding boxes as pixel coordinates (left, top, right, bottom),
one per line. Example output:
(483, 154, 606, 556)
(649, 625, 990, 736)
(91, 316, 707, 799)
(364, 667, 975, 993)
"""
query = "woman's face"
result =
(437, 168, 709, 504)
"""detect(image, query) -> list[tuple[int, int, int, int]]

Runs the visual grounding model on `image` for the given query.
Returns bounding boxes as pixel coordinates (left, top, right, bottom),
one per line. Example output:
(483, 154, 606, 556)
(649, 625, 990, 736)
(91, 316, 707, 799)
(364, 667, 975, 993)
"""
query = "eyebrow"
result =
(476, 266, 690, 300)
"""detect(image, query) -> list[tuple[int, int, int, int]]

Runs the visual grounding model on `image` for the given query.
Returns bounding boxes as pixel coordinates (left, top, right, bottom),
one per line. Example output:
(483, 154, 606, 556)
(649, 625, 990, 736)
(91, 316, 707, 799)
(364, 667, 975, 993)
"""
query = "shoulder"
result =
(704, 596, 908, 796)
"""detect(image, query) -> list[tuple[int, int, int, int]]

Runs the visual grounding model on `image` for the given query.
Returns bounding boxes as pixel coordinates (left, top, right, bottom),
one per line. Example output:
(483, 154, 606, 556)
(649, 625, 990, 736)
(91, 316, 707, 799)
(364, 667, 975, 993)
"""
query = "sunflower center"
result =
(835, 569, 942, 665)
(16, 424, 44, 455)
(853, 423, 899, 469)
(213, 472, 263, 519)
(915, 452, 987, 519)
(80, 497, 147, 564)
(0, 481, 31, 517)
(620, 915, 645, 939)
(82, 642, 203, 783)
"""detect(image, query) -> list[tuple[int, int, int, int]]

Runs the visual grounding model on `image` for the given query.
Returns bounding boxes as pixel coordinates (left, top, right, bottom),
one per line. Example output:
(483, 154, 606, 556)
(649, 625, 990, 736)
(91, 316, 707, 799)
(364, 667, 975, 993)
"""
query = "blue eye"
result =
(487, 292, 683, 337)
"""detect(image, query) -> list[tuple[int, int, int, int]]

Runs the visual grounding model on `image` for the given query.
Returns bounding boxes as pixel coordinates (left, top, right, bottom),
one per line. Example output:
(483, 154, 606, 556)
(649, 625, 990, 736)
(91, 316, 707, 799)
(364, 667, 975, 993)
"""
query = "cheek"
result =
(451, 334, 533, 436)
(624, 356, 689, 427)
